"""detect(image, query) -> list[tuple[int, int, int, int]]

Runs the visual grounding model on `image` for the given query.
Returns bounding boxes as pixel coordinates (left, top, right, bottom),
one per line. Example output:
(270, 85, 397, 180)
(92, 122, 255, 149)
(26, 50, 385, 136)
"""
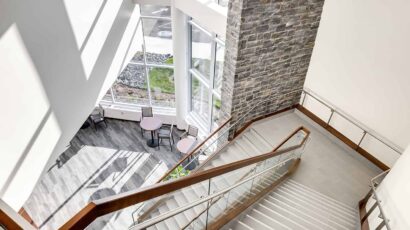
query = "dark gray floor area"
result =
(23, 118, 184, 230)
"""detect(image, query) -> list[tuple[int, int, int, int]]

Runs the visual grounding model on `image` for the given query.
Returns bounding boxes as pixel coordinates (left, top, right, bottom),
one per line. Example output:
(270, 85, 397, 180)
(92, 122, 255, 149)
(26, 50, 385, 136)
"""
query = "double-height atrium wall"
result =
(222, 0, 325, 131)
(0, 0, 141, 210)
(304, 0, 410, 166)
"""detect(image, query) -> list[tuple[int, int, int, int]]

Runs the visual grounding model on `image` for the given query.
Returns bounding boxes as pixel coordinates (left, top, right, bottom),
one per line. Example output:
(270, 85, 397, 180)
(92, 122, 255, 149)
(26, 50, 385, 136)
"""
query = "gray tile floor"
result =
(23, 118, 184, 230)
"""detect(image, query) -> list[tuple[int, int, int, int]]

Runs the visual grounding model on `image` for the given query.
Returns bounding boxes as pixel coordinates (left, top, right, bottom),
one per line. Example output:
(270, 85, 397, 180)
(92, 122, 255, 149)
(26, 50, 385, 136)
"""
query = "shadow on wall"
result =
(0, 0, 138, 209)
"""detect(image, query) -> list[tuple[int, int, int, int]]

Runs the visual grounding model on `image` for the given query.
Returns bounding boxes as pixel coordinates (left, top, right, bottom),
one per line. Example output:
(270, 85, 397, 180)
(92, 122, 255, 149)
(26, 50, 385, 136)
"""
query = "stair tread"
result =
(261, 198, 335, 230)
(284, 180, 357, 213)
(275, 187, 357, 221)
(267, 193, 355, 228)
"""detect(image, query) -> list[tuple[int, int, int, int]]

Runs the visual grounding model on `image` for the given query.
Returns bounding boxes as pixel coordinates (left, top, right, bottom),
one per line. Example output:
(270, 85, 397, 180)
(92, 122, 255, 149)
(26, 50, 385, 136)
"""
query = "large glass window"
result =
(189, 21, 226, 131)
(191, 76, 209, 123)
(140, 5, 171, 17)
(148, 66, 175, 107)
(211, 95, 222, 129)
(214, 43, 225, 95)
(113, 64, 150, 105)
(102, 4, 174, 109)
(142, 18, 173, 64)
(191, 25, 212, 79)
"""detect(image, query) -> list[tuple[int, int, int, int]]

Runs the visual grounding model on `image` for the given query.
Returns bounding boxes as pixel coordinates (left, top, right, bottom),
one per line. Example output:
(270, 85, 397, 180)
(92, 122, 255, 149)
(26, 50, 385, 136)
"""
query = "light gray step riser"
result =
(173, 193, 205, 221)
(276, 186, 357, 220)
(261, 199, 328, 230)
(242, 214, 274, 230)
(274, 189, 356, 225)
(243, 132, 271, 152)
(246, 130, 272, 151)
(240, 135, 266, 155)
(235, 221, 254, 230)
(156, 204, 181, 229)
(250, 128, 274, 148)
(235, 140, 259, 157)
(249, 209, 292, 230)
(283, 180, 357, 214)
(265, 196, 350, 230)
(266, 194, 354, 229)
(256, 203, 310, 230)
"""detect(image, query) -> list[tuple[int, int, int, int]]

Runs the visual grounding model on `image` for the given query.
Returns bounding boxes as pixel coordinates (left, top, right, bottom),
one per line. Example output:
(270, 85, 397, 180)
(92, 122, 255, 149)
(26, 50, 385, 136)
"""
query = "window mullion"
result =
(110, 87, 116, 103)
(141, 18, 152, 106)
(208, 34, 217, 132)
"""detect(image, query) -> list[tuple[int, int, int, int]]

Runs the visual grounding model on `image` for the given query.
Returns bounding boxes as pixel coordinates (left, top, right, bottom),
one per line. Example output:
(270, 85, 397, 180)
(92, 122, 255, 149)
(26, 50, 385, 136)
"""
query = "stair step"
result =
(240, 135, 264, 155)
(243, 131, 271, 153)
(156, 204, 180, 229)
(256, 203, 309, 230)
(235, 221, 254, 230)
(262, 198, 326, 230)
(173, 191, 202, 222)
(235, 140, 257, 157)
(273, 188, 356, 225)
(284, 180, 357, 214)
(277, 184, 357, 220)
(264, 196, 340, 230)
(267, 194, 354, 229)
(250, 128, 274, 148)
(242, 214, 274, 230)
(249, 209, 291, 230)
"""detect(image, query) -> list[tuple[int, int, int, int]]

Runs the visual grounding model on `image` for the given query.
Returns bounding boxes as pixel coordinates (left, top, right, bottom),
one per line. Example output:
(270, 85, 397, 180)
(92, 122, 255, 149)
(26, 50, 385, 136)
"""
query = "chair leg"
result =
(169, 139, 172, 151)
(104, 120, 108, 128)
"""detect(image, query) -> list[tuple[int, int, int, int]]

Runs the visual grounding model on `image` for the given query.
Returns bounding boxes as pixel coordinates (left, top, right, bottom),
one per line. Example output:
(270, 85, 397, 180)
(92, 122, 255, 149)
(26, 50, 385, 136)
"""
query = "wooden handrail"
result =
(157, 117, 232, 182)
(60, 126, 310, 229)
(0, 200, 36, 230)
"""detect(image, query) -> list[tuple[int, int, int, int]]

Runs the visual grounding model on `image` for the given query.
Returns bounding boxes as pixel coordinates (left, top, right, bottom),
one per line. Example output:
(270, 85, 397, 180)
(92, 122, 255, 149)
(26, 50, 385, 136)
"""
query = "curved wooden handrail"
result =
(59, 126, 310, 230)
(157, 117, 232, 182)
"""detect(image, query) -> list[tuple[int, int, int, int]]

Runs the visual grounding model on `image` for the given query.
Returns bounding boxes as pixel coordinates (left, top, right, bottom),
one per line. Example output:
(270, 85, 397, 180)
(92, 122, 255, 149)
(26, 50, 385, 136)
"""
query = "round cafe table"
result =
(177, 138, 197, 170)
(140, 117, 162, 148)
(177, 138, 196, 157)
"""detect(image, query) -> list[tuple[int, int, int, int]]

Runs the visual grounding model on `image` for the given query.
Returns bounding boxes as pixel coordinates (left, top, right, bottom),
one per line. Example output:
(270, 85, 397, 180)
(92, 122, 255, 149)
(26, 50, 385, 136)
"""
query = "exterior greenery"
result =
(166, 166, 190, 180)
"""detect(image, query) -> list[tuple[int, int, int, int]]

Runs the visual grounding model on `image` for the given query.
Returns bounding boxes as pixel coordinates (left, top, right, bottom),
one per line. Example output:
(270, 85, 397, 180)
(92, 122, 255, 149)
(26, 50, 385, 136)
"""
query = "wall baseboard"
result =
(296, 104, 389, 171)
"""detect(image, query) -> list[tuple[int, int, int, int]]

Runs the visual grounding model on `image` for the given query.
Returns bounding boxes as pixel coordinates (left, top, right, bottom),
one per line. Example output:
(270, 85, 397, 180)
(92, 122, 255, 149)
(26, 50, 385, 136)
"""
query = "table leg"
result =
(146, 130, 159, 148)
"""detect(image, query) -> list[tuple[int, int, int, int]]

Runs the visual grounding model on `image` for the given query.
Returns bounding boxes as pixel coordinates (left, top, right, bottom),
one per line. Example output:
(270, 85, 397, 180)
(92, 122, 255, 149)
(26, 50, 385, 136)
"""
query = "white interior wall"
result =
(174, 0, 227, 38)
(304, 0, 410, 166)
(366, 144, 410, 229)
(0, 0, 140, 210)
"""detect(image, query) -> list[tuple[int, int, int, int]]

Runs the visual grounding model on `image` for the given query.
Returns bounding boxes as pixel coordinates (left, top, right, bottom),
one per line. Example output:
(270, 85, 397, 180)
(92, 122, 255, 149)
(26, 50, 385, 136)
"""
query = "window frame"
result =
(101, 7, 175, 110)
(188, 20, 225, 132)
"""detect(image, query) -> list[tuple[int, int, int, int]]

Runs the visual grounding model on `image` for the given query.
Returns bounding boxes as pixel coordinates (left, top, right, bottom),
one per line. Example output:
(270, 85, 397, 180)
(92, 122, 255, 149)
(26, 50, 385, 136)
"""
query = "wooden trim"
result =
(18, 208, 38, 229)
(208, 158, 301, 230)
(0, 209, 23, 230)
(358, 188, 373, 230)
(157, 117, 232, 182)
(0, 201, 35, 230)
(60, 126, 310, 229)
(296, 105, 389, 171)
(233, 105, 297, 139)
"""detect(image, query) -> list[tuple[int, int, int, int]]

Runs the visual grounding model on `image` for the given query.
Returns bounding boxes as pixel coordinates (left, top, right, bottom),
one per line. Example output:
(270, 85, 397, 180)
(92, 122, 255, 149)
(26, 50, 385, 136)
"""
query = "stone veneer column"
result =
(221, 0, 325, 131)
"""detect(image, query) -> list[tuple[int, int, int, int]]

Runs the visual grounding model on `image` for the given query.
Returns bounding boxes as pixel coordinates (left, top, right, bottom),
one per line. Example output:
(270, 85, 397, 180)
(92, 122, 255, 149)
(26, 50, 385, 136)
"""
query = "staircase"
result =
(134, 127, 279, 227)
(201, 128, 274, 170)
(227, 178, 358, 230)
